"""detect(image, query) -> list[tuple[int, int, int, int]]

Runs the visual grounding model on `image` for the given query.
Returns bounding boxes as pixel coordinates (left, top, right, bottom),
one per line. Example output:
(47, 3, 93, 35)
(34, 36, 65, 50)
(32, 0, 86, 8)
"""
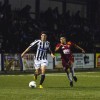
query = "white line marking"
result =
(0, 72, 100, 78)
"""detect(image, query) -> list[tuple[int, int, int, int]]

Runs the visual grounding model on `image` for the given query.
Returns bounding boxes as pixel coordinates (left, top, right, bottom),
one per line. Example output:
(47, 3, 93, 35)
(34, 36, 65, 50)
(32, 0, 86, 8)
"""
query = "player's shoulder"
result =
(33, 39, 41, 43)
(30, 39, 40, 45)
(67, 41, 73, 45)
(46, 41, 51, 46)
(44, 40, 50, 43)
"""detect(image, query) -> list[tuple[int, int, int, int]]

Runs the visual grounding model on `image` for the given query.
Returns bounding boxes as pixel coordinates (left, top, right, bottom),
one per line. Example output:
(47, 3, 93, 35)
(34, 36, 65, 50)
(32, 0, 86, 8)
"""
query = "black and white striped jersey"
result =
(29, 39, 52, 60)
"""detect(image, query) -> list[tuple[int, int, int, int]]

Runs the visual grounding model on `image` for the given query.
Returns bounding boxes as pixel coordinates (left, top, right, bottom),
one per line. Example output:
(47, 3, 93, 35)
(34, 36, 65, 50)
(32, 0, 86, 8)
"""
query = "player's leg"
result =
(70, 63, 77, 82)
(38, 60, 48, 88)
(39, 66, 46, 88)
(62, 60, 73, 87)
(34, 68, 41, 80)
(34, 60, 41, 80)
(70, 56, 77, 82)
(65, 67, 73, 87)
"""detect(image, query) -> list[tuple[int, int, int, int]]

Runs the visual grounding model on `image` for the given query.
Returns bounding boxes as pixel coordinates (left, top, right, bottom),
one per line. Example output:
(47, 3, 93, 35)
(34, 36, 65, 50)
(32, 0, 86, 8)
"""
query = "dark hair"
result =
(41, 31, 47, 35)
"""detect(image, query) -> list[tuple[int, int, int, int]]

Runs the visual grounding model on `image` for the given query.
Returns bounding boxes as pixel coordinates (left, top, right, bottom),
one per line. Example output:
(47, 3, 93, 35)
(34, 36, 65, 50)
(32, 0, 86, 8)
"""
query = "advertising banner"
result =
(22, 54, 35, 70)
(4, 54, 21, 71)
(73, 53, 84, 68)
(96, 53, 100, 68)
(55, 53, 94, 69)
(0, 54, 1, 71)
(22, 54, 53, 70)
(47, 54, 53, 69)
(73, 53, 94, 68)
(83, 54, 94, 68)
(55, 53, 63, 68)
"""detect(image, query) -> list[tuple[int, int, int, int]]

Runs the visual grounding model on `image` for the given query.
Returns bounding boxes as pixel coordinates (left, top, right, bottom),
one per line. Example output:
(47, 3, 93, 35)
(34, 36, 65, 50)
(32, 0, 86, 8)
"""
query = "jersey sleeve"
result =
(55, 43, 62, 52)
(56, 43, 61, 48)
(67, 41, 75, 46)
(29, 40, 39, 48)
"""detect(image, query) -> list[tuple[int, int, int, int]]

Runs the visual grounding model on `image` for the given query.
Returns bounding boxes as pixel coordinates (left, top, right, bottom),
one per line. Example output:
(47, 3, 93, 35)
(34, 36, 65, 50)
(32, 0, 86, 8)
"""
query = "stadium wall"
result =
(0, 53, 97, 72)
(96, 53, 100, 68)
(55, 53, 94, 69)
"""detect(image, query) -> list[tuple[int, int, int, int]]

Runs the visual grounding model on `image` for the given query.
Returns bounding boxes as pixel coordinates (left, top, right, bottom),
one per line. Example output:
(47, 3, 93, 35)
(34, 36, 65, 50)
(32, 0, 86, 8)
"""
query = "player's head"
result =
(60, 36, 66, 44)
(41, 31, 47, 41)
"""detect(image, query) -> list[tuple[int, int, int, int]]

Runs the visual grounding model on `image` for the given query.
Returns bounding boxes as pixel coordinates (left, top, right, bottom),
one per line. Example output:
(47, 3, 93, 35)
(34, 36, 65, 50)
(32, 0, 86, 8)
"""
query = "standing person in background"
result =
(55, 36, 85, 87)
(21, 31, 55, 88)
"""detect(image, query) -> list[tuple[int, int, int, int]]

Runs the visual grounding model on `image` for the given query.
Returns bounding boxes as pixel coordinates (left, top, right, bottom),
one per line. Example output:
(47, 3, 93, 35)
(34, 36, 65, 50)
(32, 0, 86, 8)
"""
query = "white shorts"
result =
(34, 59, 48, 69)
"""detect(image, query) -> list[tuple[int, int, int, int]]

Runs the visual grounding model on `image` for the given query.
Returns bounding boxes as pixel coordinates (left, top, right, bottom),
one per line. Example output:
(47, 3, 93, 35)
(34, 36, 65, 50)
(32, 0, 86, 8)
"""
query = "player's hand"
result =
(82, 49, 85, 53)
(51, 53, 55, 58)
(52, 55, 55, 58)
(55, 43, 63, 52)
(60, 43, 63, 47)
(21, 53, 24, 58)
(57, 44, 63, 50)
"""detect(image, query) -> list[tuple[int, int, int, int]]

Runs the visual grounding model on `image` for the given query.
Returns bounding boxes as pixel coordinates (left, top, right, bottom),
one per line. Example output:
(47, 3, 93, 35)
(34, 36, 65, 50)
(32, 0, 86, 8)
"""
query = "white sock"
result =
(71, 64, 75, 77)
(67, 72, 73, 82)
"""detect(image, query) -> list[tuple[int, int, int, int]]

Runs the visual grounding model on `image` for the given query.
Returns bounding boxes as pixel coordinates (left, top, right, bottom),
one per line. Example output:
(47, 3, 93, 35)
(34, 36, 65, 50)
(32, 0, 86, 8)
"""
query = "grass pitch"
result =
(0, 72, 100, 100)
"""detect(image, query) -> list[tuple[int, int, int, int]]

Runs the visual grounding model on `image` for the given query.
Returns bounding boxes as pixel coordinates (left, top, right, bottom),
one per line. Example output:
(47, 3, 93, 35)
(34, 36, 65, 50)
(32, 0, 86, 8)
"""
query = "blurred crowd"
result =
(0, 1, 95, 53)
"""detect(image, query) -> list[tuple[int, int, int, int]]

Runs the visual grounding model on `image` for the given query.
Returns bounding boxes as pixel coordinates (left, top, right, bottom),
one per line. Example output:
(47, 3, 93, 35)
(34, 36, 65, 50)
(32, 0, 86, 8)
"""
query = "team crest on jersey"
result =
(67, 45, 70, 48)
(67, 42, 71, 45)
(62, 46, 65, 49)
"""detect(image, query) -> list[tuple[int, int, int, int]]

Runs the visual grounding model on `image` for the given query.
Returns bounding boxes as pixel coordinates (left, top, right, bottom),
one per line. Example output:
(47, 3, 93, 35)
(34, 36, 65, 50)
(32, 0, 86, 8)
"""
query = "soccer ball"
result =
(29, 81, 36, 88)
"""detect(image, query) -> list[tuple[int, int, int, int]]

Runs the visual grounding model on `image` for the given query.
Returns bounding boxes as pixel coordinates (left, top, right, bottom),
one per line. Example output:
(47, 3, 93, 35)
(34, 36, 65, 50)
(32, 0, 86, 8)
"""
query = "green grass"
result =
(0, 72, 100, 100)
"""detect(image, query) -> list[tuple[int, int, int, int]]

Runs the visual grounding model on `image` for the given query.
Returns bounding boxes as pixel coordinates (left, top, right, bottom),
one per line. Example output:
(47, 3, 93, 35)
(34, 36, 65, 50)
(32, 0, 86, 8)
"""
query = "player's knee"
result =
(42, 69, 45, 74)
(41, 69, 46, 74)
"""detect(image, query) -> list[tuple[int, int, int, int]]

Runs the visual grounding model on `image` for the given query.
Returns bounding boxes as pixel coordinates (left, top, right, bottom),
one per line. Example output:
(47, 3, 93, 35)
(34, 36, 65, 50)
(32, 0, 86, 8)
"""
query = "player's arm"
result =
(49, 49, 55, 58)
(50, 53, 55, 58)
(55, 43, 62, 52)
(74, 44, 85, 53)
(21, 40, 39, 57)
(21, 46, 31, 57)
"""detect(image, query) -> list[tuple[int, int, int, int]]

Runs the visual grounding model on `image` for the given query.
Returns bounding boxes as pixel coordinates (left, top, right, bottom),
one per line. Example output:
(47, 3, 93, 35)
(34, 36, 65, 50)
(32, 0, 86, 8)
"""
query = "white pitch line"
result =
(46, 74, 100, 78)
(0, 72, 100, 78)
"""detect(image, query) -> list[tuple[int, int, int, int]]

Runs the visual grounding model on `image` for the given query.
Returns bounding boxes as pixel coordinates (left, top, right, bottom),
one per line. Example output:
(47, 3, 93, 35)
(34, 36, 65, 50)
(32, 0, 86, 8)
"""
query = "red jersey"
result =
(56, 41, 75, 60)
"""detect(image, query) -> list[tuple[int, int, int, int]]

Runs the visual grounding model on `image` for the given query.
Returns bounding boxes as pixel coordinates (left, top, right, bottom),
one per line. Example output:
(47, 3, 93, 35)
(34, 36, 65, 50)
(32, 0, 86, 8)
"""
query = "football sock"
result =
(40, 74, 45, 85)
(66, 72, 72, 82)
(34, 70, 41, 80)
(70, 65, 75, 77)
(34, 73, 37, 80)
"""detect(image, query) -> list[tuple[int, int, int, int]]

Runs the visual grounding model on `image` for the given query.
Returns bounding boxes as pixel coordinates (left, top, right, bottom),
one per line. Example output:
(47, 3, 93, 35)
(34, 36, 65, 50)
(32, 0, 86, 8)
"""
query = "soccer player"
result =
(55, 36, 85, 87)
(21, 31, 55, 88)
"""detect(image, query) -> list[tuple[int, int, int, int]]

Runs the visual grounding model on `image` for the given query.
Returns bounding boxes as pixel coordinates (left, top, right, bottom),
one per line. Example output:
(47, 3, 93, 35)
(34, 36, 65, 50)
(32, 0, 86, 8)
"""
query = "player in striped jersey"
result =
(55, 36, 85, 87)
(21, 32, 55, 88)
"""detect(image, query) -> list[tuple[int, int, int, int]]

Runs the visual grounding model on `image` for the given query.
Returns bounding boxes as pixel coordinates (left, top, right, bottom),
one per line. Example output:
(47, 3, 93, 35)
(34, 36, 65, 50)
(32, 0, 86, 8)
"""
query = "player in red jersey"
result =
(55, 36, 85, 87)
